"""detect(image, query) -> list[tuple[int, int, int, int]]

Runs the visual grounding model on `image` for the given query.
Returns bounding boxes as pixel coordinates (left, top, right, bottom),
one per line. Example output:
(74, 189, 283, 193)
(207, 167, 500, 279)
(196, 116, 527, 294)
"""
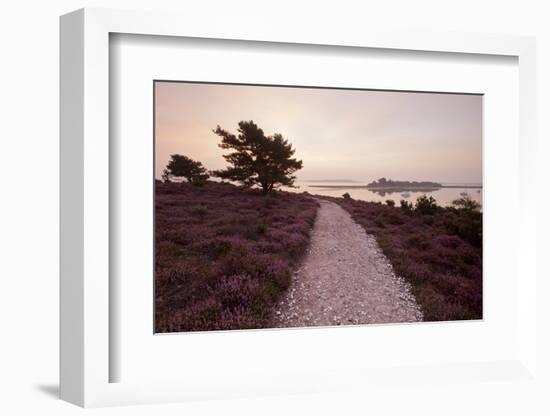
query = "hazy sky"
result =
(155, 82, 482, 184)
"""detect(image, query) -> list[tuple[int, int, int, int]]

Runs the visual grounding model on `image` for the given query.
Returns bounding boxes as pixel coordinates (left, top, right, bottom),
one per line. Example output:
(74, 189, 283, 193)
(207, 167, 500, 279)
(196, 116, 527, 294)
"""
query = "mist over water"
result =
(285, 181, 483, 208)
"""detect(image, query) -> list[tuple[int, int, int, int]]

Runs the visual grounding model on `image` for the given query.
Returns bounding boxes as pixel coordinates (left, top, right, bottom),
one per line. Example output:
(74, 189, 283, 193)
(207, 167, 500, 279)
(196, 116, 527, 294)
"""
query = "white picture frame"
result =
(60, 7, 538, 408)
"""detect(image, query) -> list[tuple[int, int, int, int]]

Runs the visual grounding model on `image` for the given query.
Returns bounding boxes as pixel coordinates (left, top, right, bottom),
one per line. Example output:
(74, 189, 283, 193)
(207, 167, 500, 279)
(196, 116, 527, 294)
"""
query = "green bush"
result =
(374, 215, 385, 228)
(256, 222, 267, 235)
(444, 210, 482, 247)
(415, 195, 438, 215)
(400, 199, 413, 212)
(384, 211, 404, 225)
(191, 204, 208, 219)
(422, 215, 435, 225)
(452, 195, 481, 212)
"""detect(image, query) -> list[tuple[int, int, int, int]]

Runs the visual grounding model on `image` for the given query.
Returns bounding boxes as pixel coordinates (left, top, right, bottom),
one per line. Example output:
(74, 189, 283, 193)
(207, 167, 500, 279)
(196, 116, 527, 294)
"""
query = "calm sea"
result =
(284, 181, 483, 208)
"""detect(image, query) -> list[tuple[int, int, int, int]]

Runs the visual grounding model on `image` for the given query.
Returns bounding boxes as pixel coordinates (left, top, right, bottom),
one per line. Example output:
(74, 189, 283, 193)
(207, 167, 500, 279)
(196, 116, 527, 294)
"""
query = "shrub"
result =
(432, 234, 462, 249)
(256, 222, 267, 235)
(452, 195, 481, 212)
(385, 199, 395, 207)
(400, 199, 413, 212)
(191, 204, 208, 219)
(384, 210, 404, 225)
(421, 214, 434, 225)
(189, 237, 233, 260)
(415, 195, 438, 215)
(406, 234, 431, 250)
(155, 181, 317, 332)
(374, 215, 385, 228)
(443, 210, 482, 247)
(342, 192, 352, 199)
(324, 194, 482, 322)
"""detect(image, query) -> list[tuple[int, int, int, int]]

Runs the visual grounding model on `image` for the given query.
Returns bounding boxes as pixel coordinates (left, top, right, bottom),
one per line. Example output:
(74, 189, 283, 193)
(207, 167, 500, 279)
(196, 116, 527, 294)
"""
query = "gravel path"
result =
(270, 199, 423, 328)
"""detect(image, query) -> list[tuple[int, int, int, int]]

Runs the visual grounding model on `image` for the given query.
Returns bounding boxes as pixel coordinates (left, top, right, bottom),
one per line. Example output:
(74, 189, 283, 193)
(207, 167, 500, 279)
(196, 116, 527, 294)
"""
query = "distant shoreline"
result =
(308, 184, 483, 189)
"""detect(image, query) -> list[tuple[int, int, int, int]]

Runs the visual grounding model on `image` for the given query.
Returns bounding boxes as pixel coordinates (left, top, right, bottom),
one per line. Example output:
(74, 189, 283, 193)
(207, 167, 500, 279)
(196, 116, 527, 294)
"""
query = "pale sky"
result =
(155, 82, 482, 184)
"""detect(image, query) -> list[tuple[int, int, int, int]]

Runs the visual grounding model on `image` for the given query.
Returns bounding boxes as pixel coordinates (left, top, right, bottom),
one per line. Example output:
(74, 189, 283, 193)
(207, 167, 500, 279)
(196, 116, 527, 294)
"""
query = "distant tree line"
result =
(366, 178, 442, 189)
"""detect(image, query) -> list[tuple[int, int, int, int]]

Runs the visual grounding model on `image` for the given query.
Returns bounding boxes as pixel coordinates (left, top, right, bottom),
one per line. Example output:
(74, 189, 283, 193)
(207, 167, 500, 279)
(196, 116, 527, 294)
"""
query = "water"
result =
(285, 181, 483, 208)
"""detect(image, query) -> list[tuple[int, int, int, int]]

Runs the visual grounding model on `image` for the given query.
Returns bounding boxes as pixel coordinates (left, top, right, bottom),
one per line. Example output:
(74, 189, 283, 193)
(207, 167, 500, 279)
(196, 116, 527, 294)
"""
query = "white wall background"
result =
(0, 1, 548, 415)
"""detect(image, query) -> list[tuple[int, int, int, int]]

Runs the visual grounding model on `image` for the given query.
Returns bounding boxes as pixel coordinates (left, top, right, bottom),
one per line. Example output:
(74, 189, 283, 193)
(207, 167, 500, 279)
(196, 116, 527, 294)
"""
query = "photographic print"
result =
(154, 81, 482, 333)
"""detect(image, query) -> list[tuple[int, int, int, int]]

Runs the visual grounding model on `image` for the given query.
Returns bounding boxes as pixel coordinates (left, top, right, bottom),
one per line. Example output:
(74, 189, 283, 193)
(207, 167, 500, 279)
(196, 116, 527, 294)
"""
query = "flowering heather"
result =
(155, 181, 318, 332)
(327, 197, 482, 321)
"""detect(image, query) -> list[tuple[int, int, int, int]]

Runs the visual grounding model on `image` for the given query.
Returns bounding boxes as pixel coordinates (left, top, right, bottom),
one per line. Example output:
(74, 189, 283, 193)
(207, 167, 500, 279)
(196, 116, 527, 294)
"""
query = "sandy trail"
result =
(270, 199, 423, 328)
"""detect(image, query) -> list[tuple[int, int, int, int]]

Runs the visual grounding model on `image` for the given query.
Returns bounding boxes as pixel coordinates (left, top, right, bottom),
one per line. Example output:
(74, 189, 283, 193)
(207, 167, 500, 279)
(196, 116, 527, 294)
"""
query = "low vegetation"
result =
(329, 194, 482, 321)
(155, 181, 317, 332)
(156, 119, 482, 328)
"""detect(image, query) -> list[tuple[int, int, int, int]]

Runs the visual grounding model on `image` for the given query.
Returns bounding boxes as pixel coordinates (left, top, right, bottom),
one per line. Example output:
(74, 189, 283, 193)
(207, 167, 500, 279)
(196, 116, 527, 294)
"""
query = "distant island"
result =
(307, 177, 482, 195)
(366, 178, 442, 189)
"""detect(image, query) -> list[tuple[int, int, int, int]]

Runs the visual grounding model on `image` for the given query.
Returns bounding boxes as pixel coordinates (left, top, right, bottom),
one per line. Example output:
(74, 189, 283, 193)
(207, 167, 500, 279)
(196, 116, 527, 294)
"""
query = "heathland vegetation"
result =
(155, 181, 317, 332)
(329, 194, 482, 321)
(156, 119, 483, 331)
(156, 121, 315, 332)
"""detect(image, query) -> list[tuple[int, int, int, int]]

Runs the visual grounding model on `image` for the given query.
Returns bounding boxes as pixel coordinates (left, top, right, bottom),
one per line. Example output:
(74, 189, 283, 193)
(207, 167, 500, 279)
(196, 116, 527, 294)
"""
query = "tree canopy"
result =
(163, 154, 209, 185)
(212, 120, 303, 194)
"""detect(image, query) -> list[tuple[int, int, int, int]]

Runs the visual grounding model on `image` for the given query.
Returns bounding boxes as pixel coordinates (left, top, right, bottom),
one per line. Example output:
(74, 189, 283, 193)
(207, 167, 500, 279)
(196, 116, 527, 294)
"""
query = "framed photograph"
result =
(60, 8, 538, 407)
(153, 81, 481, 333)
